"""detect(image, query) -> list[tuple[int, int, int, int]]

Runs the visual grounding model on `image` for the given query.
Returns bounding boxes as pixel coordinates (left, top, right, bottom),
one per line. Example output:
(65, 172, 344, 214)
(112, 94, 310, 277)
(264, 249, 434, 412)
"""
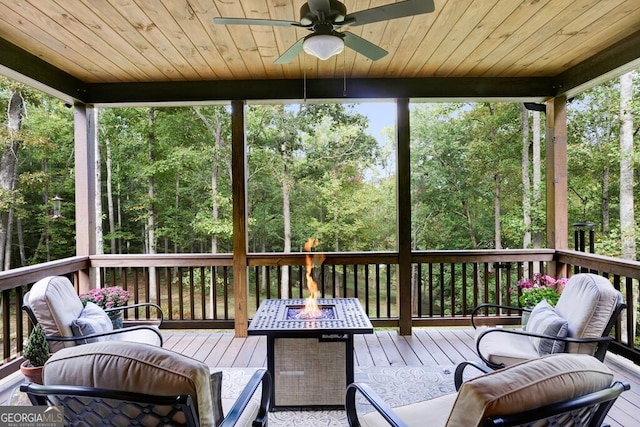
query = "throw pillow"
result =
(527, 300, 568, 355)
(71, 301, 113, 344)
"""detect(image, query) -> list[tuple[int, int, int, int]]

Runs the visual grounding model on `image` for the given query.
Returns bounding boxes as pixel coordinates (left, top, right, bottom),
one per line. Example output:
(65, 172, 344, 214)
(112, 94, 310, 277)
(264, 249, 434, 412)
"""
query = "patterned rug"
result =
(221, 365, 456, 427)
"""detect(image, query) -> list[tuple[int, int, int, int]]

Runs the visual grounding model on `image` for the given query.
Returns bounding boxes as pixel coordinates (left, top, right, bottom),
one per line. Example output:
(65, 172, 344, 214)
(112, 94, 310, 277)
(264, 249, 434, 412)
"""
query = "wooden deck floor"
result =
(2, 328, 639, 425)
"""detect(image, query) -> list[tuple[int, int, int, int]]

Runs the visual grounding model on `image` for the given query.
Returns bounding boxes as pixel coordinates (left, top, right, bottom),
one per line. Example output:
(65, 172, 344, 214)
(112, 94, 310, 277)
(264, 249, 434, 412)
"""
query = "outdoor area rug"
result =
(220, 365, 457, 427)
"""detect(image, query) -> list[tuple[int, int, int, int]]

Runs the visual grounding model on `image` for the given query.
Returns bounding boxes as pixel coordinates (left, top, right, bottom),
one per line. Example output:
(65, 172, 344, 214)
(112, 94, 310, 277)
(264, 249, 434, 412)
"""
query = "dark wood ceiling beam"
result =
(85, 77, 556, 106)
(0, 38, 87, 104)
(556, 29, 640, 99)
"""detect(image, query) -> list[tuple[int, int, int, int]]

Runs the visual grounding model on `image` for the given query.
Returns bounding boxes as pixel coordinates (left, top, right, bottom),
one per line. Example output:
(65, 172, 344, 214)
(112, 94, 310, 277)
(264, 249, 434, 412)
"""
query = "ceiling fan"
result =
(213, 0, 435, 64)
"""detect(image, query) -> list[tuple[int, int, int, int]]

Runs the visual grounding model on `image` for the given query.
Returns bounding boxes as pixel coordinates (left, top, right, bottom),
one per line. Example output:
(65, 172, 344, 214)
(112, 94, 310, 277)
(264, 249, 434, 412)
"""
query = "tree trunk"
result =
(462, 200, 478, 249)
(602, 164, 610, 233)
(147, 108, 157, 302)
(619, 71, 636, 344)
(532, 111, 543, 249)
(94, 108, 104, 258)
(17, 216, 26, 266)
(494, 172, 501, 249)
(281, 160, 291, 299)
(105, 137, 116, 254)
(0, 90, 24, 270)
(521, 105, 531, 251)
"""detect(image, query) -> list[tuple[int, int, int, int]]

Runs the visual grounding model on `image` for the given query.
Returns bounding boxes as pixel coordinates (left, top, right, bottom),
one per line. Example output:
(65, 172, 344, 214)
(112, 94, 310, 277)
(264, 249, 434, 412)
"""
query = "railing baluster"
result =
(450, 263, 456, 316)
(364, 264, 371, 317)
(223, 267, 229, 320)
(3, 289, 11, 360)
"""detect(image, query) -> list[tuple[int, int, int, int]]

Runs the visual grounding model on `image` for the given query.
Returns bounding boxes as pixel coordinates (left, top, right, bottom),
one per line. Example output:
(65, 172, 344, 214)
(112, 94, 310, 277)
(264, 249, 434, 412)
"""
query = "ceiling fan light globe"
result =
(303, 35, 344, 60)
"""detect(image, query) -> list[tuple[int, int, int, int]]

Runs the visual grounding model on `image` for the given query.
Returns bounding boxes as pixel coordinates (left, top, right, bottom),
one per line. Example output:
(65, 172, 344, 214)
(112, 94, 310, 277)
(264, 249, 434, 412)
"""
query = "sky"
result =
(354, 102, 396, 143)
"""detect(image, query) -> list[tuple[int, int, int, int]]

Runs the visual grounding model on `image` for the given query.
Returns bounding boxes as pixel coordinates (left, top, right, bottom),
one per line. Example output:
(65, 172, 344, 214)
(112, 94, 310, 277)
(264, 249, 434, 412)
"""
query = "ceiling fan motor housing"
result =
(300, 0, 347, 26)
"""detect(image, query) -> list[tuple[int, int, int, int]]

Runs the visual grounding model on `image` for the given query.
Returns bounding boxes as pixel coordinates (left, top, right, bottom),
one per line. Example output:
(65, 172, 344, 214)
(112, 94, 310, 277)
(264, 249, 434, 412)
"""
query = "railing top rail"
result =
(248, 251, 398, 266)
(90, 254, 234, 268)
(0, 256, 89, 291)
(557, 250, 640, 280)
(412, 249, 555, 263)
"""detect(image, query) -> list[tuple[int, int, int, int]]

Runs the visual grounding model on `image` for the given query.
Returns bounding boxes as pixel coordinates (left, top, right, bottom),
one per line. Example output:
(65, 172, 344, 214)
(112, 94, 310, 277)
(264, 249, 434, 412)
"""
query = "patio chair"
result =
(20, 341, 271, 427)
(345, 353, 629, 427)
(472, 273, 626, 369)
(22, 276, 163, 352)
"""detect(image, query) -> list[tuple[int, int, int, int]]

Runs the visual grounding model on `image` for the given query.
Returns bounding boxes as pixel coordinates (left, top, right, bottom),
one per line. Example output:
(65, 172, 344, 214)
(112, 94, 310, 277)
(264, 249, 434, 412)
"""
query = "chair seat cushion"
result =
(526, 300, 569, 355)
(70, 302, 113, 344)
(475, 327, 539, 367)
(109, 327, 163, 347)
(360, 392, 457, 427)
(446, 354, 614, 426)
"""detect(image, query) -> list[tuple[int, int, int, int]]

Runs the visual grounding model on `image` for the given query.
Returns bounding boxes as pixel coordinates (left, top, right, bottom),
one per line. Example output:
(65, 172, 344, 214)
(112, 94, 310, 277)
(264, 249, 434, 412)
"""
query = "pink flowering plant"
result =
(79, 286, 130, 310)
(513, 273, 568, 307)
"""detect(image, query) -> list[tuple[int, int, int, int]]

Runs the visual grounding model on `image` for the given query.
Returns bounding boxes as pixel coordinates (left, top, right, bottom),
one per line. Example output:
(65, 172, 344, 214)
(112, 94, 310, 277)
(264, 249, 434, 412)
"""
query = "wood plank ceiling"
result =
(1, 0, 639, 104)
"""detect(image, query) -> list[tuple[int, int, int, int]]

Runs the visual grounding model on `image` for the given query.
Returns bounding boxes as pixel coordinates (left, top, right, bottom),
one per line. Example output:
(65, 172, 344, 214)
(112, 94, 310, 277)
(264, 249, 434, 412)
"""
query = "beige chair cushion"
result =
(43, 341, 218, 427)
(555, 273, 620, 355)
(446, 354, 614, 426)
(475, 327, 539, 367)
(360, 392, 457, 427)
(26, 276, 84, 352)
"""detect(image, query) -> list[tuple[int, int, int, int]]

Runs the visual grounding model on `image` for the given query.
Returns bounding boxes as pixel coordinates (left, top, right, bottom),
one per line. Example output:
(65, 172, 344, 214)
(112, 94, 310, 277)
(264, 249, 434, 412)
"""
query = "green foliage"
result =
(518, 287, 561, 308)
(2, 70, 639, 266)
(23, 325, 50, 367)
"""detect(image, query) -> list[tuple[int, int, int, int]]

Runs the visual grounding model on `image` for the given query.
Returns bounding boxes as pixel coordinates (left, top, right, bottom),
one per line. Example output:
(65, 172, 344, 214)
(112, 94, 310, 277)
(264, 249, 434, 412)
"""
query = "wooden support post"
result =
(545, 96, 569, 277)
(397, 98, 412, 335)
(231, 100, 249, 337)
(74, 103, 96, 294)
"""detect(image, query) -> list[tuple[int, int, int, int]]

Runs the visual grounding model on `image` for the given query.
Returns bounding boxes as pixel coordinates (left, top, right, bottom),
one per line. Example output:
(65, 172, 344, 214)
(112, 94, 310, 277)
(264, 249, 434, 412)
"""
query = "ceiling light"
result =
(303, 34, 344, 60)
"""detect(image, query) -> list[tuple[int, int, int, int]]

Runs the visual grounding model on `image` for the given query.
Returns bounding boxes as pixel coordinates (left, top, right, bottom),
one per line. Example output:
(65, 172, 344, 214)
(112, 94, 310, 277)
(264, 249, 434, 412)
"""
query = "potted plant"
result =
(79, 286, 131, 328)
(513, 274, 568, 327)
(21, 324, 50, 384)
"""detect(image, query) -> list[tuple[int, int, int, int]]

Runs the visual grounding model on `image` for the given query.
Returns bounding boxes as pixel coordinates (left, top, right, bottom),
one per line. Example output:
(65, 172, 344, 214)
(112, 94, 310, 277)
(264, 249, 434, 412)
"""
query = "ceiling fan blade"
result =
(274, 38, 305, 64)
(345, 0, 435, 27)
(213, 17, 301, 27)
(342, 32, 388, 61)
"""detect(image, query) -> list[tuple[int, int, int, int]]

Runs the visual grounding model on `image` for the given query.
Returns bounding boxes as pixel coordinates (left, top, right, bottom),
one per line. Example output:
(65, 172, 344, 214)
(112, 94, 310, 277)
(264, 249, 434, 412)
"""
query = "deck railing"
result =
(0, 249, 638, 377)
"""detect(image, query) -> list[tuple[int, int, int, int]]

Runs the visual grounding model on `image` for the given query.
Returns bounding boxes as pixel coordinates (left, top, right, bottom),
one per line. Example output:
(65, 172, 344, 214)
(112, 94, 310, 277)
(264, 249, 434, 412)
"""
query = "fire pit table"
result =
(249, 298, 373, 410)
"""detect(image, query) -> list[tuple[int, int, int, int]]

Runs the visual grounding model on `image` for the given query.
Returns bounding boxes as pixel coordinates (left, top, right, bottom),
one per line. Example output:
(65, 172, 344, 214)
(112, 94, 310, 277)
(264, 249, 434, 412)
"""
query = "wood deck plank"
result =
(191, 333, 223, 362)
(217, 337, 247, 367)
(247, 335, 268, 368)
(203, 333, 235, 367)
(411, 329, 454, 365)
(232, 336, 261, 367)
(385, 331, 423, 366)
(363, 332, 391, 366)
(376, 330, 407, 366)
(353, 334, 374, 367)
(396, 333, 440, 366)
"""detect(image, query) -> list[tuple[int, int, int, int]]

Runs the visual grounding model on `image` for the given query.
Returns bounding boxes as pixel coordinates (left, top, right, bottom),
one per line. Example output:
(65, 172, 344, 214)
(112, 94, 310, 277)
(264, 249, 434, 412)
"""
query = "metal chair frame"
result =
(21, 369, 272, 427)
(345, 360, 629, 427)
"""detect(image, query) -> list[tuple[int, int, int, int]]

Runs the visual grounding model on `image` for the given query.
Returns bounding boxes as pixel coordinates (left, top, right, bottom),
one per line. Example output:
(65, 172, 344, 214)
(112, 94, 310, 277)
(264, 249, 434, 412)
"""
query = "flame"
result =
(301, 238, 326, 318)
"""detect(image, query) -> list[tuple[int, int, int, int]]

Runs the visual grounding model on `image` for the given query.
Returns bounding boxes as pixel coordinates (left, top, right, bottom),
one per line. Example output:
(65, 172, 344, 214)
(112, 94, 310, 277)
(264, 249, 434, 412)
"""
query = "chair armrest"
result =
(454, 361, 492, 390)
(475, 328, 614, 369)
(220, 369, 271, 427)
(44, 325, 164, 347)
(104, 303, 164, 326)
(471, 303, 529, 329)
(345, 382, 408, 427)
